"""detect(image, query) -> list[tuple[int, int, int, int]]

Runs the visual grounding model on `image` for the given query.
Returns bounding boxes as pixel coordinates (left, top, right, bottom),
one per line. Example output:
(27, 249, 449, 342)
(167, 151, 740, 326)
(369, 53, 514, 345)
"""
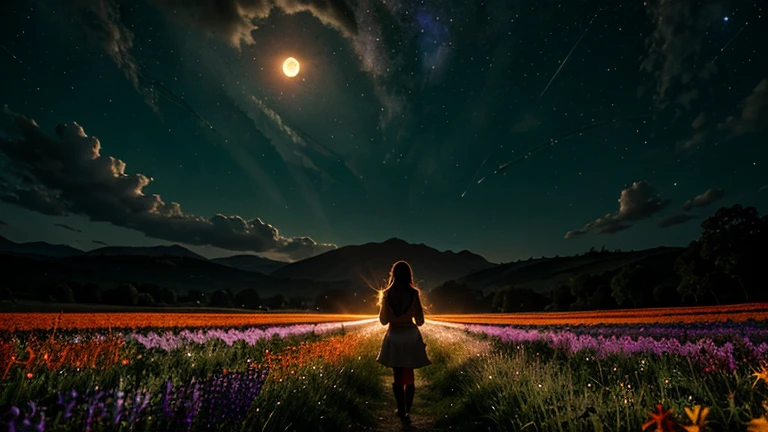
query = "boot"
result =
(392, 383, 406, 422)
(405, 383, 415, 415)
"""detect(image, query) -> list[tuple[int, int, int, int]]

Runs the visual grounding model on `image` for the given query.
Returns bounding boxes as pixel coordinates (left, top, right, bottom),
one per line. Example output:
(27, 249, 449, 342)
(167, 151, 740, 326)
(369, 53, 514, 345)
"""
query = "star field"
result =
(0, 0, 766, 262)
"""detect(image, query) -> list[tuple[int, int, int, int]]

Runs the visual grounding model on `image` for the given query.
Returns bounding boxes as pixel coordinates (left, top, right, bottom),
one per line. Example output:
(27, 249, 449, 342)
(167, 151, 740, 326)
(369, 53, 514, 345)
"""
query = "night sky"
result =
(0, 0, 766, 263)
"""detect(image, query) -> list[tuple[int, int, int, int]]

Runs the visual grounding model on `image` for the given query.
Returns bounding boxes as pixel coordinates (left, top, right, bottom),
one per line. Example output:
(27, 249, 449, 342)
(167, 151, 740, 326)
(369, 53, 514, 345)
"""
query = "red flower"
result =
(643, 404, 676, 432)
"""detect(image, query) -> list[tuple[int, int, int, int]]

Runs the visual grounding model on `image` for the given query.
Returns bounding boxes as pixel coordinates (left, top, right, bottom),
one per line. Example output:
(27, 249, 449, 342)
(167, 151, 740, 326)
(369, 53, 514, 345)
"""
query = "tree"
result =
(552, 284, 575, 310)
(42, 283, 75, 303)
(72, 282, 102, 304)
(266, 293, 288, 310)
(675, 241, 725, 304)
(185, 289, 206, 305)
(588, 285, 617, 310)
(653, 284, 679, 307)
(425, 281, 490, 314)
(493, 287, 548, 312)
(137, 292, 156, 307)
(675, 205, 768, 304)
(103, 284, 139, 306)
(234, 289, 261, 309)
(569, 273, 599, 307)
(610, 265, 658, 308)
(139, 284, 178, 305)
(210, 289, 234, 308)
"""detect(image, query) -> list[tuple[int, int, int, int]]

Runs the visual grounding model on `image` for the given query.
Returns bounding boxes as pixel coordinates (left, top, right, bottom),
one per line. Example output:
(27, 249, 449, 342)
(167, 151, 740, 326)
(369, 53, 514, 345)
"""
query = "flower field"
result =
(4, 307, 768, 431)
(0, 318, 384, 431)
(0, 313, 375, 331)
(426, 319, 768, 431)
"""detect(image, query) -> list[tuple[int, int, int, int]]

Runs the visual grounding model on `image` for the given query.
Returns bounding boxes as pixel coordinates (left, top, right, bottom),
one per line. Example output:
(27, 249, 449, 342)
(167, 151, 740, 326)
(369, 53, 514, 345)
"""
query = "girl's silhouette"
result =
(376, 260, 431, 424)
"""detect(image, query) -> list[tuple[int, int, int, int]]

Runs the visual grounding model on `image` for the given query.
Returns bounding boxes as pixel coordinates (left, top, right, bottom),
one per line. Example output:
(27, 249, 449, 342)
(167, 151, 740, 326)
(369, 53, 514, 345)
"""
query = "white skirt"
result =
(376, 325, 431, 369)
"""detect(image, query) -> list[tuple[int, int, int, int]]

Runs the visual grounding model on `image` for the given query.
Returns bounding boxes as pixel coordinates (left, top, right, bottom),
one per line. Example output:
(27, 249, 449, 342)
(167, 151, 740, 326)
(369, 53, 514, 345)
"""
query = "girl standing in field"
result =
(376, 260, 431, 424)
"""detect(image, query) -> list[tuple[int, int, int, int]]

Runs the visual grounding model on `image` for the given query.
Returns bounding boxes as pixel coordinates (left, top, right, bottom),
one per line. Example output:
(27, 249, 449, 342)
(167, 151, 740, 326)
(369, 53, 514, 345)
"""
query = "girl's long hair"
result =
(377, 260, 420, 307)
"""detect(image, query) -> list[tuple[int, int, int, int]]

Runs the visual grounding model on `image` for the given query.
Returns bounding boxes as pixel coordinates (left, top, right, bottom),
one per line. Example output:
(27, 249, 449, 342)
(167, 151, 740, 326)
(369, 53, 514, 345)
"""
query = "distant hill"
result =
(88, 244, 206, 260)
(0, 235, 84, 258)
(454, 247, 683, 294)
(2, 252, 344, 299)
(211, 254, 287, 274)
(271, 237, 496, 290)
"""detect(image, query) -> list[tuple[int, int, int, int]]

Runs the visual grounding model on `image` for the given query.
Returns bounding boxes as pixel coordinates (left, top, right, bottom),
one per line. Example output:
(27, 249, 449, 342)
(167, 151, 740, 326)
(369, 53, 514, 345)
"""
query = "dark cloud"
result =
(760, 185, 768, 194)
(0, 184, 69, 216)
(72, 0, 225, 137)
(92, 240, 108, 246)
(149, 0, 357, 45)
(681, 188, 726, 211)
(658, 212, 698, 228)
(72, 0, 141, 90)
(564, 181, 669, 239)
(598, 223, 633, 234)
(677, 129, 708, 151)
(0, 219, 7, 227)
(721, 78, 768, 135)
(677, 112, 709, 151)
(54, 223, 83, 233)
(0, 110, 336, 260)
(641, 0, 724, 109)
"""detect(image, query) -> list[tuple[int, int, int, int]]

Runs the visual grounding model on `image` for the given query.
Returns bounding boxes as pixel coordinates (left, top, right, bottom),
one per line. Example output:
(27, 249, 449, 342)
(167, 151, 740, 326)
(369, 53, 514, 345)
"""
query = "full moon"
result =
(283, 57, 300, 77)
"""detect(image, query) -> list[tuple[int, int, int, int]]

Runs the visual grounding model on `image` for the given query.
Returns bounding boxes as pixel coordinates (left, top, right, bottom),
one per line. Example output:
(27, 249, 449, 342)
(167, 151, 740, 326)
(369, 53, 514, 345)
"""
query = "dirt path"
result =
(364, 321, 490, 432)
(368, 373, 442, 432)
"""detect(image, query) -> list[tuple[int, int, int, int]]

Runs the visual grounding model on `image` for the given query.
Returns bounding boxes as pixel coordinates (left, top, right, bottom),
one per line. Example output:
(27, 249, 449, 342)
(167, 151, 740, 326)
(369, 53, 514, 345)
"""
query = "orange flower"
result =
(748, 417, 768, 432)
(753, 365, 768, 388)
(642, 404, 675, 432)
(682, 405, 709, 432)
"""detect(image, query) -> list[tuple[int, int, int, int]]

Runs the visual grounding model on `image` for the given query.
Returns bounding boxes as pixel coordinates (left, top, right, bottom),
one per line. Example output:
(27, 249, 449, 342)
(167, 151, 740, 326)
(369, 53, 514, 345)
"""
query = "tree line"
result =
(426, 204, 767, 314)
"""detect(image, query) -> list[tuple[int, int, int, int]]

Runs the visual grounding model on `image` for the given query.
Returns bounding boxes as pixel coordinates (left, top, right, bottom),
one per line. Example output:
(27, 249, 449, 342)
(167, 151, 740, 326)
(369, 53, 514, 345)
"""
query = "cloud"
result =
(721, 78, 768, 135)
(677, 112, 709, 151)
(147, 0, 407, 124)
(760, 185, 768, 193)
(564, 181, 669, 238)
(657, 188, 725, 228)
(54, 223, 83, 233)
(0, 184, 70, 216)
(658, 212, 698, 228)
(92, 240, 108, 246)
(0, 219, 7, 227)
(73, 0, 141, 89)
(640, 0, 724, 109)
(0, 110, 336, 260)
(71, 1, 225, 138)
(676, 129, 708, 151)
(149, 0, 357, 46)
(681, 188, 726, 211)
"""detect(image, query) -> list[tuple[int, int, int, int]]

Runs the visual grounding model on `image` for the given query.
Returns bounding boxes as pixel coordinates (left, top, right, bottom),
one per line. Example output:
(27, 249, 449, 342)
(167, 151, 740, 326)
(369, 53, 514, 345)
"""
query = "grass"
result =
(431, 334, 768, 431)
(0, 326, 386, 431)
(4, 321, 768, 431)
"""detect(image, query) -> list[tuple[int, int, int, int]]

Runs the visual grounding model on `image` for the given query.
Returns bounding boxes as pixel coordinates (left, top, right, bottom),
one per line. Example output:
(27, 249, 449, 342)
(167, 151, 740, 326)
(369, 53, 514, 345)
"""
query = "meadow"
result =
(3, 308, 768, 431)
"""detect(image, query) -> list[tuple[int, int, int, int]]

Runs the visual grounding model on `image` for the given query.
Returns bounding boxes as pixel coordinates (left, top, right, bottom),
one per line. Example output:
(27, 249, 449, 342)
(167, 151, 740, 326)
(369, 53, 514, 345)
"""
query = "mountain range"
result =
(0, 235, 681, 306)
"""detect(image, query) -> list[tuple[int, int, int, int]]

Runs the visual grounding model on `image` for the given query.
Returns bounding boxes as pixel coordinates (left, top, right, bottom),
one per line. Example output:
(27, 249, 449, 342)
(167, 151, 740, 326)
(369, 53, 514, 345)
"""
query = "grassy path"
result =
(363, 321, 491, 432)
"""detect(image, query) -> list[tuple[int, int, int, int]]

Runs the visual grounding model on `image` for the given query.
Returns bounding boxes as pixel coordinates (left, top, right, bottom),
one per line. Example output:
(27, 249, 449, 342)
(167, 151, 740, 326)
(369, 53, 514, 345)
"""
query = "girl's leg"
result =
(402, 368, 414, 385)
(392, 368, 406, 420)
(403, 368, 415, 414)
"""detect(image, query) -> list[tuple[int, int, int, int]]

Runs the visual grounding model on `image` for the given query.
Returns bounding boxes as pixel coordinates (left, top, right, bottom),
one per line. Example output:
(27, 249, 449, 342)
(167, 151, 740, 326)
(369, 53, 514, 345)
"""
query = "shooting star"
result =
(461, 153, 491, 198)
(1, 45, 24, 67)
(464, 114, 652, 196)
(710, 22, 748, 65)
(540, 15, 596, 97)
(150, 81, 227, 140)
